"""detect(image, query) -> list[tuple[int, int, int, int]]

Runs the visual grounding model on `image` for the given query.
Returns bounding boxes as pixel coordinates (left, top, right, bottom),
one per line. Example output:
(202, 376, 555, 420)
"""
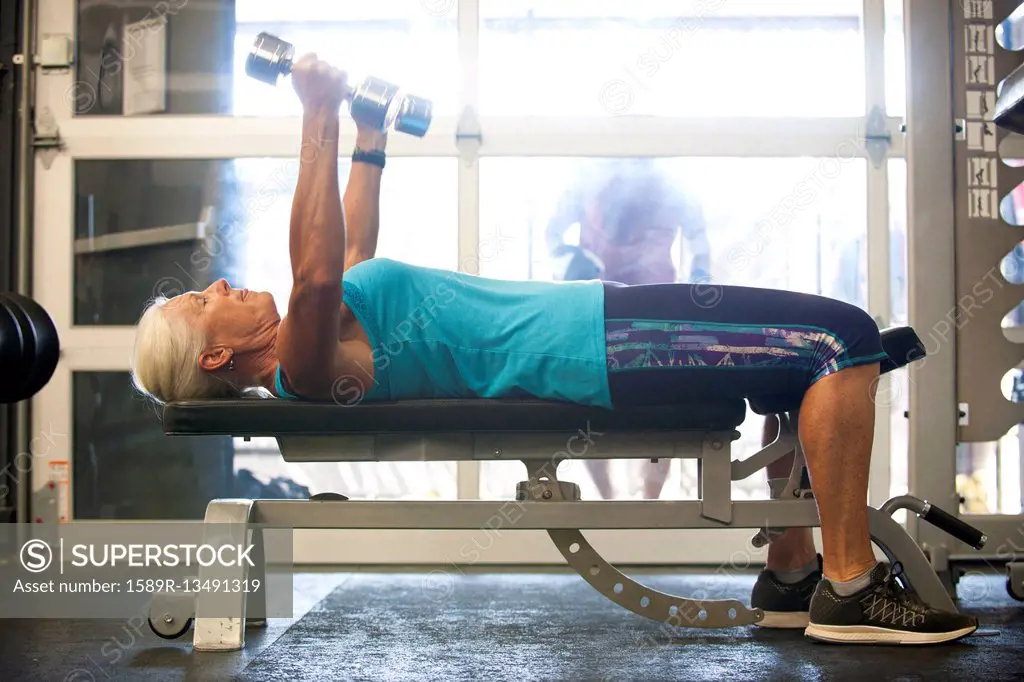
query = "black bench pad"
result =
(163, 398, 748, 437)
(162, 326, 925, 437)
(879, 326, 926, 375)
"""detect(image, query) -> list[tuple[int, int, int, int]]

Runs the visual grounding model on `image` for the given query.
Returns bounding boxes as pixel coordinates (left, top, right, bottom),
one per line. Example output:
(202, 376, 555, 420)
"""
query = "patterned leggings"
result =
(602, 282, 887, 415)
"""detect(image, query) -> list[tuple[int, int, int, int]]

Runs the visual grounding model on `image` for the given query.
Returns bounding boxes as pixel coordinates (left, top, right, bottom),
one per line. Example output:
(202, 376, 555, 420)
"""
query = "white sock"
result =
(829, 564, 877, 596)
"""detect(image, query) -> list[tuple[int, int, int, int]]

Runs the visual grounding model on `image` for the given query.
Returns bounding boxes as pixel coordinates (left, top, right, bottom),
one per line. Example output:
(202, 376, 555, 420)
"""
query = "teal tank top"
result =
(275, 258, 612, 408)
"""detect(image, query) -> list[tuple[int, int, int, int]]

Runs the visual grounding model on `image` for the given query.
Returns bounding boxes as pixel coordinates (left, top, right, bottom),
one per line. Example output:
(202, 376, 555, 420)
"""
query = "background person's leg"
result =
(762, 414, 818, 572)
(749, 414, 822, 628)
(585, 460, 615, 499)
(641, 458, 671, 499)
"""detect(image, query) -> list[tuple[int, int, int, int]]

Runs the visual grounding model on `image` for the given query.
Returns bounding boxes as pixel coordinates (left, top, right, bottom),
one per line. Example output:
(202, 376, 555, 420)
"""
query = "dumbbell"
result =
(0, 293, 60, 404)
(246, 32, 433, 137)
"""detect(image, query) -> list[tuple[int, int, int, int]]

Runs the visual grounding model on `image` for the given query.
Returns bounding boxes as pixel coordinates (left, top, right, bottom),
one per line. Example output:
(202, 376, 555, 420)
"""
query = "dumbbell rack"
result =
(953, 3, 1024, 441)
(990, 0, 1024, 602)
(919, 0, 1024, 601)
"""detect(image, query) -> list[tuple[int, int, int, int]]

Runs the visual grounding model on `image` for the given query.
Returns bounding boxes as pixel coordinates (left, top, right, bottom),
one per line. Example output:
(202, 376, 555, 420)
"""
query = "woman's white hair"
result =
(131, 296, 242, 404)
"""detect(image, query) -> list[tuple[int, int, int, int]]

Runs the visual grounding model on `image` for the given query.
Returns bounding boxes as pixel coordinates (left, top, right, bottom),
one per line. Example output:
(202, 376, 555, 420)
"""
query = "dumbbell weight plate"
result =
(395, 94, 433, 138)
(0, 293, 60, 404)
(350, 77, 401, 132)
(246, 32, 295, 86)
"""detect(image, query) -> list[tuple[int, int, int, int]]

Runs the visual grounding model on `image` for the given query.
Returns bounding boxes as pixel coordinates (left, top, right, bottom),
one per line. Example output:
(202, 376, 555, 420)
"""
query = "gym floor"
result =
(1, 566, 1022, 682)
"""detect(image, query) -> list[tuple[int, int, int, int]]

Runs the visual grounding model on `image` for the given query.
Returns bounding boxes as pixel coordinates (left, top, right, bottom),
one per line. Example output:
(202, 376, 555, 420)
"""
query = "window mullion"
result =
(864, 0, 893, 326)
(456, 0, 482, 500)
(864, 0, 894, 510)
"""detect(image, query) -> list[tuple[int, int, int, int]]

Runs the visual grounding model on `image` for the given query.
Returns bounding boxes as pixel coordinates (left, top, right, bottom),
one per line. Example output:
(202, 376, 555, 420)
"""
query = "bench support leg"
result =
(548, 528, 763, 627)
(547, 508, 956, 628)
(522, 459, 764, 629)
(193, 499, 257, 652)
(245, 525, 268, 630)
(698, 434, 734, 524)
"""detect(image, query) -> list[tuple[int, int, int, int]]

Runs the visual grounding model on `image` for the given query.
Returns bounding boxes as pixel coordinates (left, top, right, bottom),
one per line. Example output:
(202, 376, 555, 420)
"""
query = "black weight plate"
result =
(12, 294, 60, 401)
(0, 293, 60, 403)
(0, 294, 30, 403)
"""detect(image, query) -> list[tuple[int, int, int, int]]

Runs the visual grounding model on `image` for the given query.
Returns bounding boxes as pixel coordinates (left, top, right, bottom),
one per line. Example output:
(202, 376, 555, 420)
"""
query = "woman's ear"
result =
(198, 346, 232, 372)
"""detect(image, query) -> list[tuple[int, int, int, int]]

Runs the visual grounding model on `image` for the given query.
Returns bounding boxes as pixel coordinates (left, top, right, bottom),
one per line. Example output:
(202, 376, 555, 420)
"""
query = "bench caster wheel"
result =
(148, 614, 193, 640)
(148, 589, 195, 640)
(1007, 563, 1024, 602)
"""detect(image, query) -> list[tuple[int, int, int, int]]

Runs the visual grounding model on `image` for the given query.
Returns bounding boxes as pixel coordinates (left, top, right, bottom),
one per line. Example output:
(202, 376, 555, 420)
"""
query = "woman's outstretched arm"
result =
(277, 54, 349, 396)
(344, 127, 386, 270)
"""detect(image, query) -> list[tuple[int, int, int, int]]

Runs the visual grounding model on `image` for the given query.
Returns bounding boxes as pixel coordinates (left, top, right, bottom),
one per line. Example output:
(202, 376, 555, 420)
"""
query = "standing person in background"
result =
(546, 158, 711, 500)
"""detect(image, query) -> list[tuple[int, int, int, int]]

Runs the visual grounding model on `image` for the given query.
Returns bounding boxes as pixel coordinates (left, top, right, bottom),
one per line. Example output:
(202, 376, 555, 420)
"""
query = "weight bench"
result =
(151, 326, 988, 651)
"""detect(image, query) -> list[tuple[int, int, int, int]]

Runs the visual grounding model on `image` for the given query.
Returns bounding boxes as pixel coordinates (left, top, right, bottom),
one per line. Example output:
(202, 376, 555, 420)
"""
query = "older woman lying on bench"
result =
(131, 54, 977, 645)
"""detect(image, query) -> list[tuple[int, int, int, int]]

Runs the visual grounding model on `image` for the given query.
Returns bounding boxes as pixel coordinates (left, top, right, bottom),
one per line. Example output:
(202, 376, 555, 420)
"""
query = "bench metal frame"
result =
(152, 412, 960, 652)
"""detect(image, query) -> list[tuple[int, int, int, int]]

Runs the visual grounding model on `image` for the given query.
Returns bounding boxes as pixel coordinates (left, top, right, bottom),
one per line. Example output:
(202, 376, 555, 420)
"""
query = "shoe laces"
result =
(879, 561, 929, 614)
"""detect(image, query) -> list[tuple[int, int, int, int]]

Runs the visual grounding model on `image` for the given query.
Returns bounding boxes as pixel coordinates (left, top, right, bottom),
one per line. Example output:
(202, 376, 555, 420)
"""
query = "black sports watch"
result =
(352, 147, 386, 169)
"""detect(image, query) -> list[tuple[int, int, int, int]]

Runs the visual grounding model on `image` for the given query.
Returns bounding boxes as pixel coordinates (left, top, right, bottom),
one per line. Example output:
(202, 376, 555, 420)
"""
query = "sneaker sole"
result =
(756, 611, 810, 629)
(804, 623, 978, 645)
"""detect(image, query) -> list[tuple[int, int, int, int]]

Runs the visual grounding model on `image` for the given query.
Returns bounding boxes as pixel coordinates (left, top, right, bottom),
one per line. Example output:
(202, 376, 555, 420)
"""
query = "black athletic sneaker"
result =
(751, 554, 822, 628)
(805, 562, 979, 645)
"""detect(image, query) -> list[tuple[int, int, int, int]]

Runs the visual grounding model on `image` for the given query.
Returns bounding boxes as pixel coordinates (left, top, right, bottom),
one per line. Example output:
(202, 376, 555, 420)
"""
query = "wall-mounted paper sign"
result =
(122, 16, 168, 116)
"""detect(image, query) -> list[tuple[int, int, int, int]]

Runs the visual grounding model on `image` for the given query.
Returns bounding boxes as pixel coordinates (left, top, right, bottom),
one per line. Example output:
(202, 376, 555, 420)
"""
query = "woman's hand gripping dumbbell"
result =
(246, 32, 433, 137)
(290, 53, 389, 154)
(290, 53, 349, 119)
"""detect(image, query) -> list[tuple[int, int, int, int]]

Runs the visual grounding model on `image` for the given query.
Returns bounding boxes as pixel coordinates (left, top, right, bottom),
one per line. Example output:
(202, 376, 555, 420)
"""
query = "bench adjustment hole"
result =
(588, 565, 600, 576)
(613, 583, 624, 594)
(669, 605, 679, 617)
(568, 542, 580, 554)
(640, 596, 651, 608)
(698, 609, 708, 621)
(728, 607, 737, 620)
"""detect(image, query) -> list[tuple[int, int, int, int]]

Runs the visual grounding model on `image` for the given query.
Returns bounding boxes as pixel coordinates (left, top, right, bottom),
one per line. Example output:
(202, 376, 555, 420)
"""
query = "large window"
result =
(70, 0, 909, 121)
(480, 0, 867, 117)
(33, 0, 908, 564)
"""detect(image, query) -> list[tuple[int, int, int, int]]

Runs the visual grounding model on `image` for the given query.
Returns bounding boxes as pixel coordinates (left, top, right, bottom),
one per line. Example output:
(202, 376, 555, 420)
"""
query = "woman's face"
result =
(165, 278, 281, 371)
